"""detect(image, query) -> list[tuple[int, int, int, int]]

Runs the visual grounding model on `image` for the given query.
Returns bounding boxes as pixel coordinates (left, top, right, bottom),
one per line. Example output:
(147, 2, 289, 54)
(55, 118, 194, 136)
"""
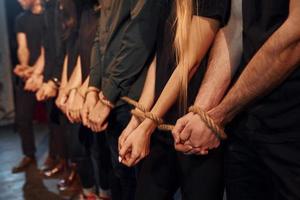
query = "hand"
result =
(55, 88, 68, 114)
(22, 67, 35, 79)
(118, 115, 141, 151)
(81, 91, 99, 127)
(24, 74, 43, 92)
(67, 90, 85, 123)
(65, 89, 77, 122)
(87, 100, 110, 132)
(14, 65, 28, 78)
(119, 119, 155, 167)
(36, 81, 57, 101)
(172, 112, 220, 155)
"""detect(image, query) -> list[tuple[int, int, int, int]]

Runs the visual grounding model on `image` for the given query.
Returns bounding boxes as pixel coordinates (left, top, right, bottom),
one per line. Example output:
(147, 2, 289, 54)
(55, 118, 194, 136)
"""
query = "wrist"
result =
(141, 118, 157, 136)
(99, 92, 115, 109)
(208, 105, 229, 127)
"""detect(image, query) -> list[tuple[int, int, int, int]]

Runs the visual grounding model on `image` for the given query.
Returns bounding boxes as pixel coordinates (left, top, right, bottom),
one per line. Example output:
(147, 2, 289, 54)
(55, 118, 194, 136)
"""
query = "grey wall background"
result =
(0, 0, 15, 126)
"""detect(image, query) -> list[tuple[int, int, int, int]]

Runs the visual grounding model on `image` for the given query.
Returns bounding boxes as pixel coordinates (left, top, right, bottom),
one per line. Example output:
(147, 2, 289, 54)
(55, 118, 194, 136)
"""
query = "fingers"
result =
(119, 141, 131, 161)
(172, 118, 187, 143)
(174, 143, 193, 153)
(179, 125, 192, 143)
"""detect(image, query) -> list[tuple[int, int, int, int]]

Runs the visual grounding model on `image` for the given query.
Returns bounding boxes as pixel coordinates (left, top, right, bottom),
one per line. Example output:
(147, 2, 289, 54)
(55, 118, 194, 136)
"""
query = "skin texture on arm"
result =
(118, 56, 156, 151)
(14, 33, 31, 78)
(67, 76, 90, 123)
(177, 0, 300, 155)
(173, 0, 243, 154)
(119, 16, 221, 166)
(55, 55, 70, 113)
(24, 47, 45, 92)
(210, 0, 300, 126)
(64, 56, 83, 121)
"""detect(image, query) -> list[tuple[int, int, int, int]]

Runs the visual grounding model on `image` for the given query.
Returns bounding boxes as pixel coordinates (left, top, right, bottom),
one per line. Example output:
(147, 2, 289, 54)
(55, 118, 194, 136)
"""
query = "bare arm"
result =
(210, 0, 300, 125)
(60, 55, 69, 88)
(144, 16, 220, 132)
(194, 0, 243, 110)
(65, 56, 82, 91)
(17, 33, 29, 66)
(32, 47, 45, 75)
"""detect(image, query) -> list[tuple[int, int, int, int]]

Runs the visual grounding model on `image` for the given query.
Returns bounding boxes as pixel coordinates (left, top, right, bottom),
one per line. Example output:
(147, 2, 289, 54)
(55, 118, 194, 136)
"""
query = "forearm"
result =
(60, 55, 68, 88)
(32, 47, 45, 74)
(151, 16, 220, 119)
(211, 3, 300, 124)
(136, 57, 156, 110)
(194, 0, 243, 111)
(65, 56, 82, 90)
(17, 47, 30, 66)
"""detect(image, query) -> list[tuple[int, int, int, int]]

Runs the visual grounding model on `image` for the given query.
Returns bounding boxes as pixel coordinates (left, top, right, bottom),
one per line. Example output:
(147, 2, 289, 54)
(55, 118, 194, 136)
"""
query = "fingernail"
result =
(118, 156, 122, 163)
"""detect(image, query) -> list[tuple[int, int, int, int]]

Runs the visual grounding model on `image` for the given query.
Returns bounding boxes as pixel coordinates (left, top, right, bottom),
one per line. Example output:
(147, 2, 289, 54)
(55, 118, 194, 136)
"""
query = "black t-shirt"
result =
(78, 4, 99, 80)
(15, 11, 44, 66)
(154, 0, 230, 142)
(230, 0, 300, 140)
(43, 0, 58, 81)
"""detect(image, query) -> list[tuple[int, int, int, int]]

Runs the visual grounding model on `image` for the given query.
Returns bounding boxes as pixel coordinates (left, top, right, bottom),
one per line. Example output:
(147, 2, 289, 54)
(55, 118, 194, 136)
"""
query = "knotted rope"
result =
(121, 97, 227, 140)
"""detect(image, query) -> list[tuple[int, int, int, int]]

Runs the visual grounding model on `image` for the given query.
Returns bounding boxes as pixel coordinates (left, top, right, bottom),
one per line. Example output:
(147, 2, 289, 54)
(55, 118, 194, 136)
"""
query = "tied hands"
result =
(118, 109, 223, 168)
(172, 111, 222, 155)
(36, 81, 58, 101)
(85, 91, 111, 133)
(14, 65, 34, 80)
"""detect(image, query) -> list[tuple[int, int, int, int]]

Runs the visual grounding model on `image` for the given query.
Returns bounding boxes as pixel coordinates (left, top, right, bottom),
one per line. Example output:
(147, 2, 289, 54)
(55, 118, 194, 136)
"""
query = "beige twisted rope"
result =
(121, 96, 227, 140)
(131, 109, 174, 131)
(189, 106, 227, 140)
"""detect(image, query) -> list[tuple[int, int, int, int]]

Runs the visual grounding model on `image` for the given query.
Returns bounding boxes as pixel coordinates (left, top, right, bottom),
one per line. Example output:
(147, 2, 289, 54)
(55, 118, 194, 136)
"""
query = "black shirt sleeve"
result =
(89, 31, 102, 88)
(195, 0, 231, 27)
(101, 0, 162, 104)
(15, 15, 25, 34)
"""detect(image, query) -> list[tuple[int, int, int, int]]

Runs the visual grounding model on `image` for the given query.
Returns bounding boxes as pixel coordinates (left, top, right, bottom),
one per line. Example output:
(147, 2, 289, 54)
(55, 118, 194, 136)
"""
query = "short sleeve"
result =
(194, 0, 231, 27)
(15, 14, 25, 34)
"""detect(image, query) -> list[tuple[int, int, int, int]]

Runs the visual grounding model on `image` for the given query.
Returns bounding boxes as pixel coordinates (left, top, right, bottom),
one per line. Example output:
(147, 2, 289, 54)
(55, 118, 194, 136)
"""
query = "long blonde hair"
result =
(174, 0, 194, 111)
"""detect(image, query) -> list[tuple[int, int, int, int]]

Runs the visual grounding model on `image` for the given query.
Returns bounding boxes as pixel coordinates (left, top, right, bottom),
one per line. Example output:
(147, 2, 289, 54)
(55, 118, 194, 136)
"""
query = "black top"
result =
(52, 0, 80, 80)
(78, 3, 99, 80)
(155, 0, 230, 126)
(15, 11, 44, 66)
(43, 0, 58, 82)
(230, 0, 300, 140)
(89, 0, 162, 105)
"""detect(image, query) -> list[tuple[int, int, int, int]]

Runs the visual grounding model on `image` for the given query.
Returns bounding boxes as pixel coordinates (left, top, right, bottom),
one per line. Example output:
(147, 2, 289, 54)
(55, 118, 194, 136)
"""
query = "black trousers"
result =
(15, 84, 37, 157)
(45, 100, 68, 159)
(105, 105, 137, 200)
(225, 132, 300, 200)
(135, 133, 224, 200)
(66, 123, 111, 190)
(15, 83, 66, 159)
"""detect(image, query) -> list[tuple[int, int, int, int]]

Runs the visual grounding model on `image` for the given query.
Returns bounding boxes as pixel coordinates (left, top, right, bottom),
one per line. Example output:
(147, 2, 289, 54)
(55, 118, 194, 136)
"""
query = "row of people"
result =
(13, 0, 300, 199)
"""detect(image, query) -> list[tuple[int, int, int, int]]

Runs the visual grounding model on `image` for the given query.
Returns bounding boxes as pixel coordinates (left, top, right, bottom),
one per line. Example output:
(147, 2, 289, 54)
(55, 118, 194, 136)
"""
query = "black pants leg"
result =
(135, 133, 224, 200)
(225, 132, 300, 200)
(68, 124, 95, 188)
(92, 132, 112, 191)
(15, 84, 37, 157)
(106, 105, 137, 200)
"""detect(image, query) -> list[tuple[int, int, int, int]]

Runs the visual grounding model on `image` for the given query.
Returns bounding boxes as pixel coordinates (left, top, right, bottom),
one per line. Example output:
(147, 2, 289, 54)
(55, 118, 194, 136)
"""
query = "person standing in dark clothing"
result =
(81, 1, 163, 199)
(62, 1, 112, 198)
(32, 0, 69, 174)
(118, 0, 230, 199)
(12, 0, 45, 173)
(172, 0, 300, 199)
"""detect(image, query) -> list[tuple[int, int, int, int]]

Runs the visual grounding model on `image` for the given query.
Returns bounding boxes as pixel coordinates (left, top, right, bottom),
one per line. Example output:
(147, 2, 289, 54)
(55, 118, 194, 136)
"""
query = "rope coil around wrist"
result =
(121, 97, 174, 131)
(188, 105, 227, 140)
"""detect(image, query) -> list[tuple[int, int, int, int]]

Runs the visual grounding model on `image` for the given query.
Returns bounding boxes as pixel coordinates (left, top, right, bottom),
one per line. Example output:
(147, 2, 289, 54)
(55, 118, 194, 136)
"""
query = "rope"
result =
(189, 106, 227, 140)
(131, 109, 174, 131)
(121, 96, 227, 140)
